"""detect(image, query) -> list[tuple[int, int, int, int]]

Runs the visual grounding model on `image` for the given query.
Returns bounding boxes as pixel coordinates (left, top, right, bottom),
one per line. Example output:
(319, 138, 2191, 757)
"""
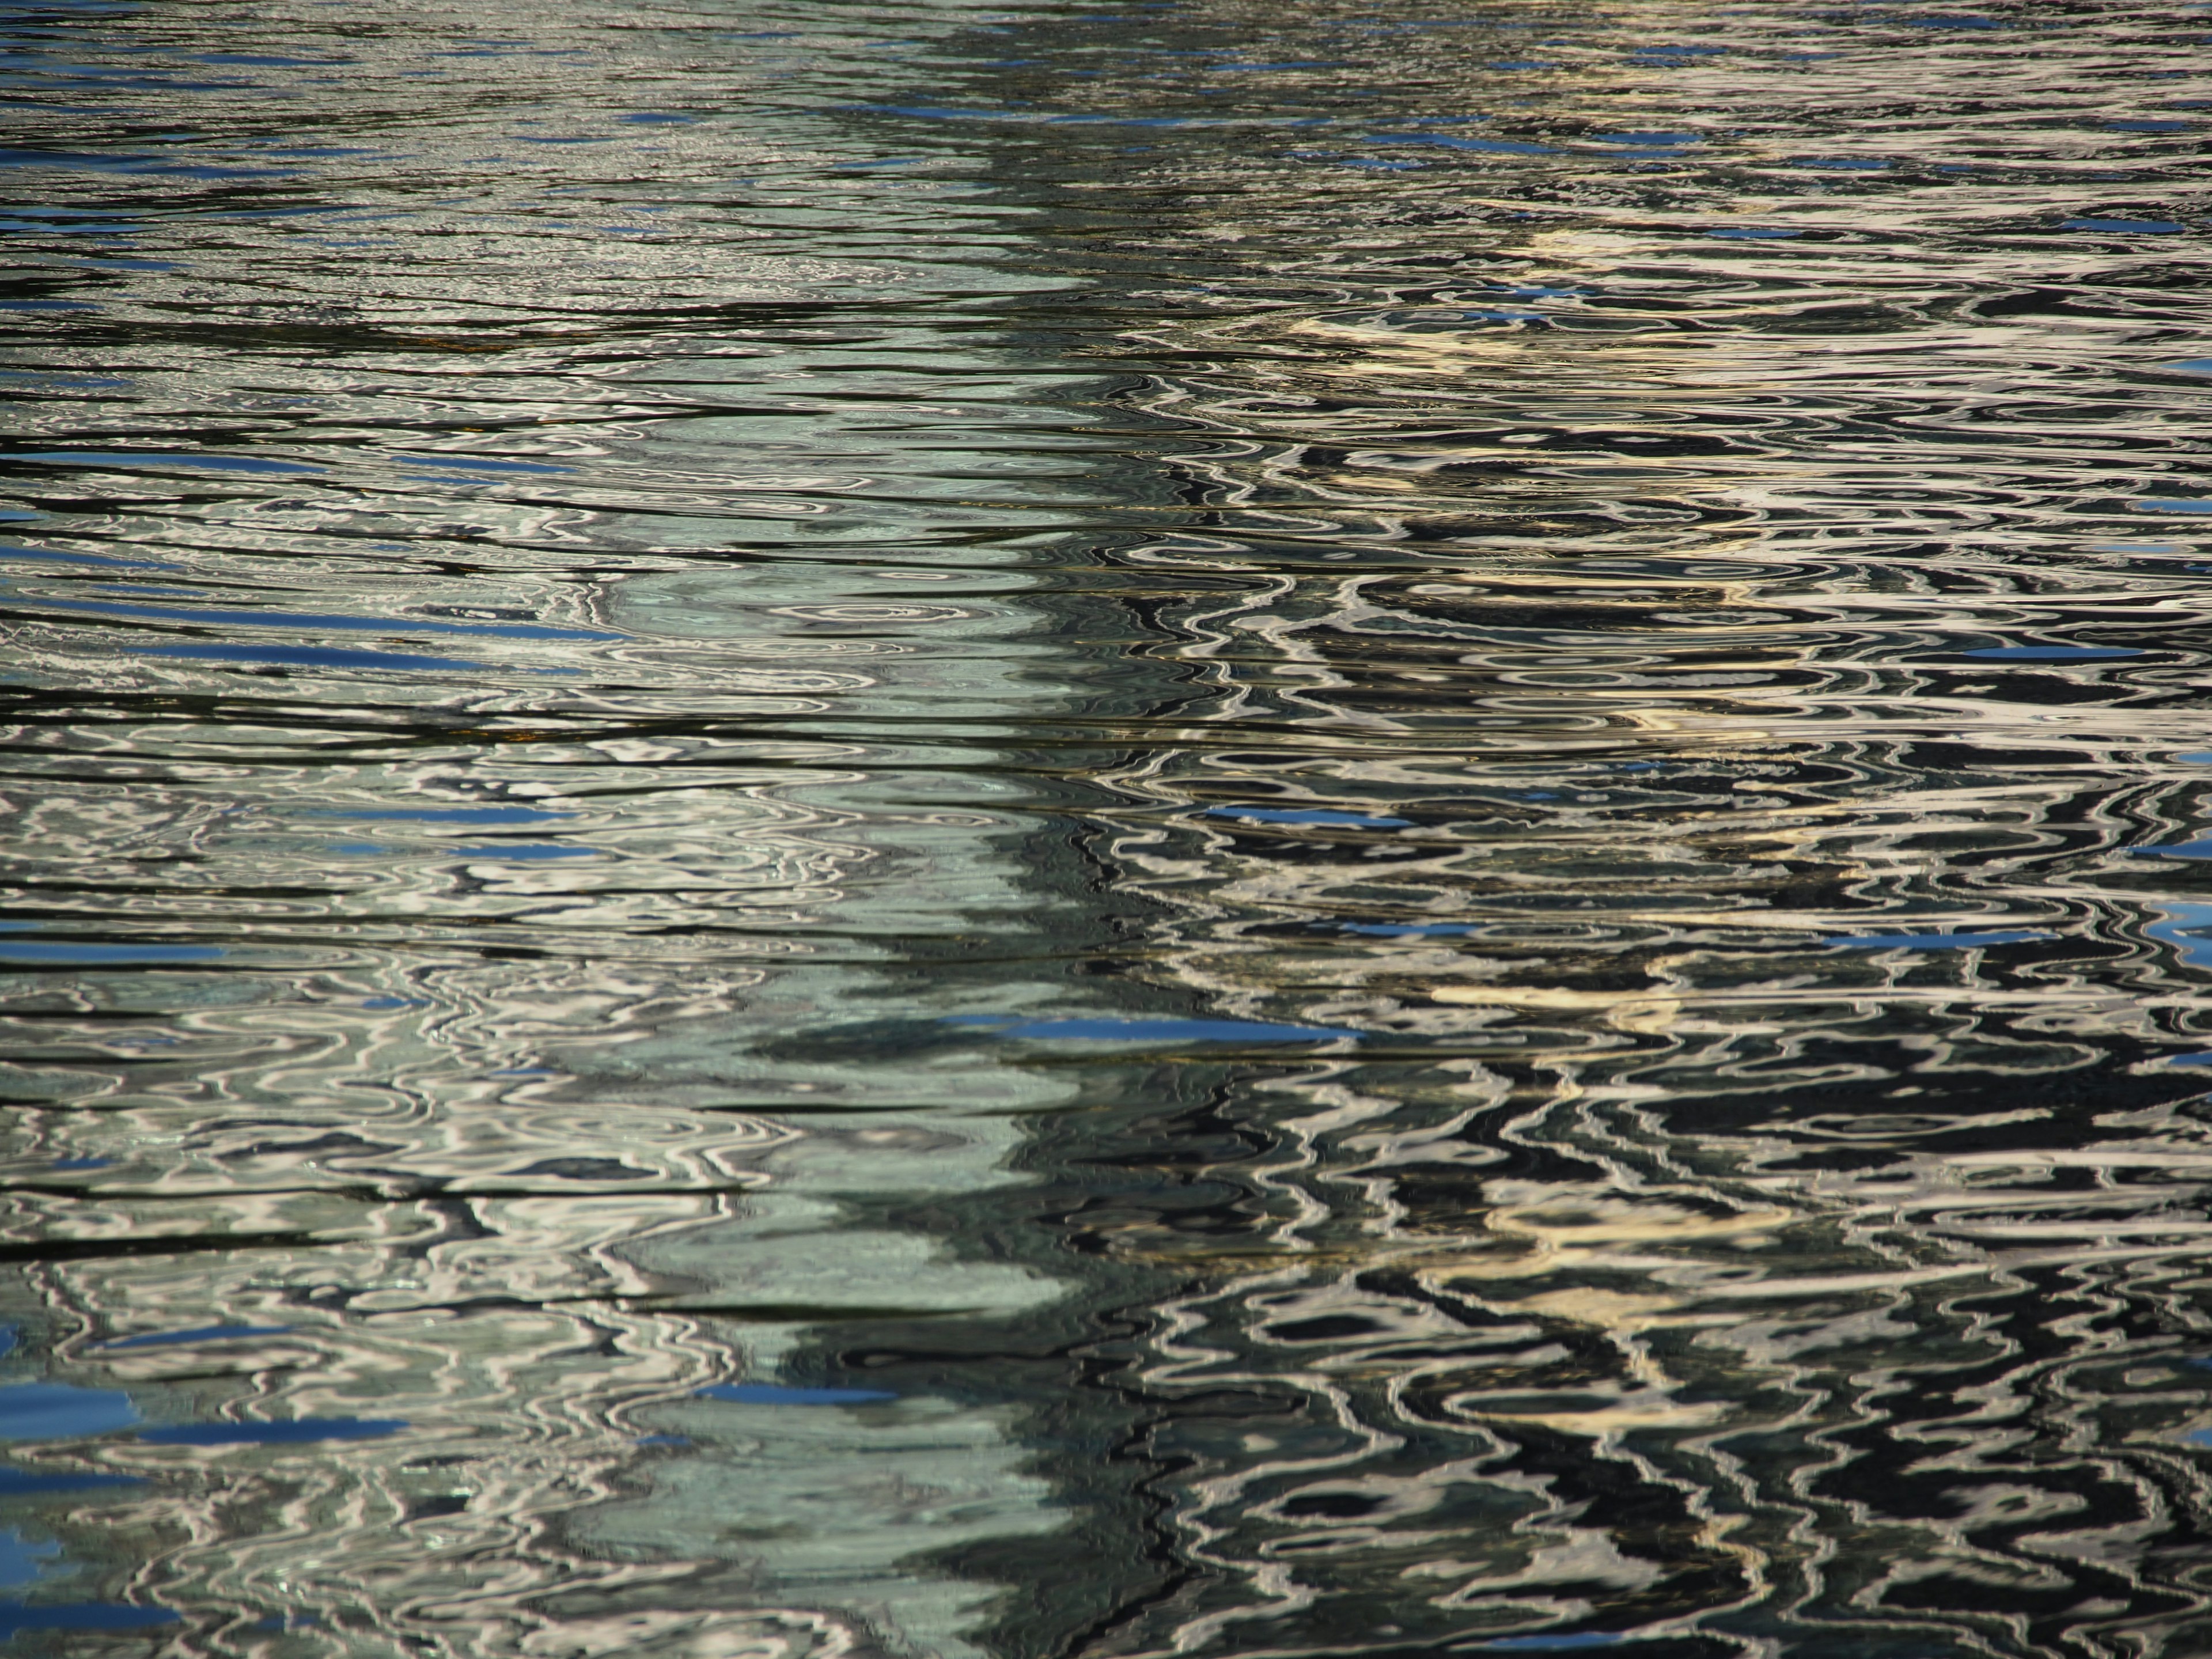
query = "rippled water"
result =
(6, 0, 2212, 1654)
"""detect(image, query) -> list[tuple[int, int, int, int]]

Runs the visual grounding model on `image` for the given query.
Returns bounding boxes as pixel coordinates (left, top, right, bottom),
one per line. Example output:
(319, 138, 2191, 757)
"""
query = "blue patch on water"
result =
(0, 370, 134, 385)
(1959, 645, 2141, 660)
(340, 843, 594, 861)
(618, 112, 691, 123)
(2165, 1052, 2212, 1068)
(322, 806, 577, 824)
(142, 644, 486, 672)
(0, 1532, 58, 1592)
(96, 1325, 290, 1351)
(2109, 120, 2191, 132)
(2135, 499, 2212, 514)
(0, 546, 176, 570)
(2065, 218, 2183, 234)
(0, 1467, 141, 1497)
(0, 450, 321, 474)
(1368, 132, 1555, 155)
(48, 1160, 109, 1172)
(2152, 905, 2212, 968)
(0, 1603, 177, 1638)
(453, 844, 592, 860)
(387, 452, 575, 474)
(0, 1384, 136, 1442)
(2163, 359, 2212, 376)
(698, 1383, 897, 1406)
(855, 103, 1020, 122)
(1906, 13, 2003, 26)
(138, 1417, 404, 1445)
(1203, 806, 1410, 827)
(1825, 930, 2052, 949)
(2134, 840, 2212, 861)
(1338, 922, 1477, 937)
(635, 1434, 691, 1447)
(0, 942, 221, 965)
(33, 597, 615, 641)
(361, 997, 429, 1010)
(1594, 131, 1700, 147)
(952, 1015, 1361, 1043)
(1709, 227, 1801, 238)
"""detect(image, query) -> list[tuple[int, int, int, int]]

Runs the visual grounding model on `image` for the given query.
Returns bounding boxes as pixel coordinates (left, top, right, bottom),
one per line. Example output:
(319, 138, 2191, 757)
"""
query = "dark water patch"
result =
(0, 1601, 177, 1638)
(0, 1468, 141, 1497)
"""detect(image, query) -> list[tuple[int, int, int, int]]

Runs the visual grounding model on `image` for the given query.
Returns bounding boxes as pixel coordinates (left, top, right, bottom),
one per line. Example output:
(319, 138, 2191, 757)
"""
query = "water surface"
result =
(4, 2, 2212, 1657)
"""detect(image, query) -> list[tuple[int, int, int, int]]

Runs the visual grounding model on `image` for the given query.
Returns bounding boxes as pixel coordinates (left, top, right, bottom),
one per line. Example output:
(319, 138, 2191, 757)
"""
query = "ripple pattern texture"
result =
(4, 3, 2212, 1659)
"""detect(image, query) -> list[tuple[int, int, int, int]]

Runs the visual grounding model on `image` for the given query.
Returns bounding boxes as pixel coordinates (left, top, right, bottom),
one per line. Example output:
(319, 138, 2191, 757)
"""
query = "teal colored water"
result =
(3, 2, 2212, 1656)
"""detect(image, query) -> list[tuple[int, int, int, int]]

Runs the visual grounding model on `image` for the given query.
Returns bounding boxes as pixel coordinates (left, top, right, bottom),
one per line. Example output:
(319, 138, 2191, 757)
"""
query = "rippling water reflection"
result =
(8, 0, 2212, 1655)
